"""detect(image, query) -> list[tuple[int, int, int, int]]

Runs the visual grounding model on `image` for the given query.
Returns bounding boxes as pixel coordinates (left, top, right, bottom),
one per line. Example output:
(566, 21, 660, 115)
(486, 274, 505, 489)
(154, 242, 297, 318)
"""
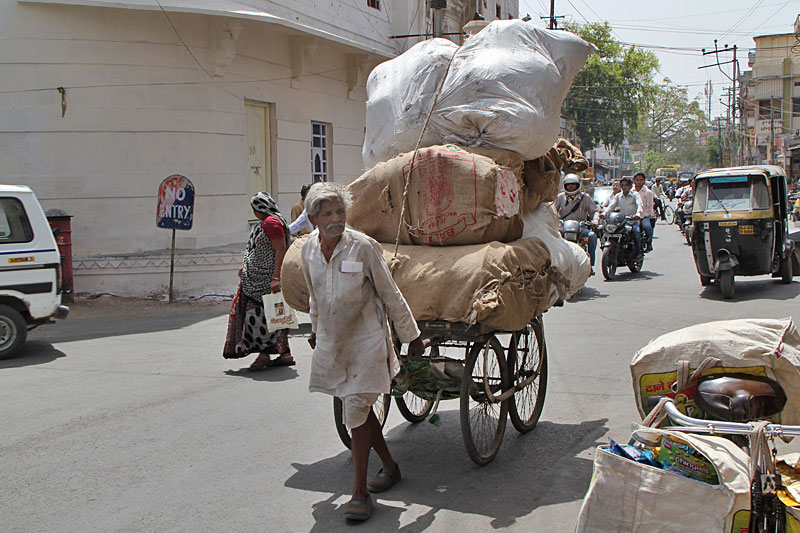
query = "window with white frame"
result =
(311, 122, 330, 182)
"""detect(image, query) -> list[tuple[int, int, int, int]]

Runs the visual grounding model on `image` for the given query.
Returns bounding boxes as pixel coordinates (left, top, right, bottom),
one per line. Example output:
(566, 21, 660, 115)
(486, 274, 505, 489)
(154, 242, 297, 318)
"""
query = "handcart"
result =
(332, 315, 548, 466)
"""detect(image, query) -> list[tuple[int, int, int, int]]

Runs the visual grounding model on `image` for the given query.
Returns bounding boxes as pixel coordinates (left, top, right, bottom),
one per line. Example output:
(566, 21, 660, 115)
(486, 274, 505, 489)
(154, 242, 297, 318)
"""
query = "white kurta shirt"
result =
(301, 227, 420, 397)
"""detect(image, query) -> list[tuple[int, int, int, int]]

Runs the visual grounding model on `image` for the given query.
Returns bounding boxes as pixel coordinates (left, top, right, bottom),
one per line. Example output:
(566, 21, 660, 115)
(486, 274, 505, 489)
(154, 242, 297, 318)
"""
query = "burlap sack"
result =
(520, 138, 588, 213)
(554, 138, 589, 172)
(346, 145, 523, 246)
(630, 317, 800, 426)
(281, 234, 562, 331)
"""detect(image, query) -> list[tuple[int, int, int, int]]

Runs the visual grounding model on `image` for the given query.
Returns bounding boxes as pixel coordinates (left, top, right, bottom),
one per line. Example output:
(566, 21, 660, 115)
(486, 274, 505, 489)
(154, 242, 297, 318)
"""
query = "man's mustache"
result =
(326, 222, 345, 230)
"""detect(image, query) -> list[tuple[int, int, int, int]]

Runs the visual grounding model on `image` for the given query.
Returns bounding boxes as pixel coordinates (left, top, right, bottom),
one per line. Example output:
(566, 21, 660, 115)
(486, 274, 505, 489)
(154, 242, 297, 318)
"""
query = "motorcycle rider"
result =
(554, 173, 597, 274)
(633, 172, 655, 253)
(675, 177, 693, 227)
(603, 176, 644, 258)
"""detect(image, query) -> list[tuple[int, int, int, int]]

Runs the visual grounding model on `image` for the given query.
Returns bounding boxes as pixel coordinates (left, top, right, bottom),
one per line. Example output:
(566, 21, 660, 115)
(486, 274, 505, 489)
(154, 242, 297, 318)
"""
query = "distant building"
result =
(0, 0, 517, 297)
(748, 27, 800, 183)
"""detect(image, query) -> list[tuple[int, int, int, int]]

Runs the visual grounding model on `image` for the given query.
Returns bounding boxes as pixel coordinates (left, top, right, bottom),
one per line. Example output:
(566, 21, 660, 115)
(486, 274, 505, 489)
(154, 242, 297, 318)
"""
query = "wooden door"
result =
(245, 102, 271, 198)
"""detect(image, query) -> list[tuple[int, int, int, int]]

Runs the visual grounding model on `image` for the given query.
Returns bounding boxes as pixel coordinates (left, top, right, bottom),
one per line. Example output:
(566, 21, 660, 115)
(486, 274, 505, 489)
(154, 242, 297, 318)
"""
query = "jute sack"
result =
(519, 138, 589, 213)
(576, 426, 751, 533)
(346, 145, 523, 246)
(521, 203, 590, 302)
(281, 234, 565, 331)
(630, 318, 800, 426)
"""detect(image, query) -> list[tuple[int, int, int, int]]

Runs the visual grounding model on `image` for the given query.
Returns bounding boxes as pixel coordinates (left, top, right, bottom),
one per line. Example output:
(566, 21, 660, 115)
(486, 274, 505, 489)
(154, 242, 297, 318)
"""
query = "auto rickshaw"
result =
(690, 165, 796, 299)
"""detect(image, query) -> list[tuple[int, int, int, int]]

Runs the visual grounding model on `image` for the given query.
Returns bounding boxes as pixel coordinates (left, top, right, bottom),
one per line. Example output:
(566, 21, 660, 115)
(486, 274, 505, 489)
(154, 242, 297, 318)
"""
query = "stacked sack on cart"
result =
(283, 21, 594, 330)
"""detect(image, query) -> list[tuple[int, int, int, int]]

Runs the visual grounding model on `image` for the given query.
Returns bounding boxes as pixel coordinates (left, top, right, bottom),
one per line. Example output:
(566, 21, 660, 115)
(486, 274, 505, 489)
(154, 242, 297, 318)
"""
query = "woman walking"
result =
(223, 192, 295, 370)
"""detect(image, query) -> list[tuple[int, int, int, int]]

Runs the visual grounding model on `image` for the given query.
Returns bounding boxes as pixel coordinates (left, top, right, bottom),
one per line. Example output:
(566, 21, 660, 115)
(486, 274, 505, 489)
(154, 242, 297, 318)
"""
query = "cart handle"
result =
(660, 399, 800, 437)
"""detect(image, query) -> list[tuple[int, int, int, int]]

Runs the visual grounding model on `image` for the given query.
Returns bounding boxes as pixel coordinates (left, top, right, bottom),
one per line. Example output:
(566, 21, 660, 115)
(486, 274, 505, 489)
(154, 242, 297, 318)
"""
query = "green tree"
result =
(562, 22, 659, 152)
(632, 81, 707, 167)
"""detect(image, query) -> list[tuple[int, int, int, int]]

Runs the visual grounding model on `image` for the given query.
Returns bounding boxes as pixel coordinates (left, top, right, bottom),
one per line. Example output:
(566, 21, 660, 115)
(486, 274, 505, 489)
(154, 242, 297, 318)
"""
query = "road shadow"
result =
(0, 340, 66, 369)
(699, 277, 800, 302)
(286, 413, 607, 532)
(601, 270, 663, 282)
(569, 286, 608, 302)
(224, 366, 299, 381)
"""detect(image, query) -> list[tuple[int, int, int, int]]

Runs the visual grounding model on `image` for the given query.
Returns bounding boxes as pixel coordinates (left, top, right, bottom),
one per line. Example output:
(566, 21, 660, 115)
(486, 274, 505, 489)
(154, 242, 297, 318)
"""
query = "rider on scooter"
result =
(633, 172, 655, 253)
(555, 173, 598, 274)
(603, 176, 644, 258)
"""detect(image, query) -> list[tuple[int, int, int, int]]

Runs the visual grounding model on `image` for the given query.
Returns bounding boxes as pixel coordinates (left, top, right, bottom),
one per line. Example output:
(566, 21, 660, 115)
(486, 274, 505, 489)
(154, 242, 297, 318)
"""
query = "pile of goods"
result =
(283, 20, 594, 330)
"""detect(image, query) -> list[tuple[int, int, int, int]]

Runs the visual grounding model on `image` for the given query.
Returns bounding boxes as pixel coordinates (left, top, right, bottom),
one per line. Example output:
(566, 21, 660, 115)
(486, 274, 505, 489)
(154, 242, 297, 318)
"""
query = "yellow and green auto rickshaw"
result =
(690, 165, 797, 299)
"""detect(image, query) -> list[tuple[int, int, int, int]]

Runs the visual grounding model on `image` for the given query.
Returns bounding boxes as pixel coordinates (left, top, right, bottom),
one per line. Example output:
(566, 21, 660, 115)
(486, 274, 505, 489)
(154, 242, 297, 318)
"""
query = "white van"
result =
(0, 185, 69, 359)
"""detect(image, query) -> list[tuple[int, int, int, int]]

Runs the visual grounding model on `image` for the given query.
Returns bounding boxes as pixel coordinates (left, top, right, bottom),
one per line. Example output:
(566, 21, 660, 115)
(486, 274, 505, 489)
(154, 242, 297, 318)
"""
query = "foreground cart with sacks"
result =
(282, 236, 563, 465)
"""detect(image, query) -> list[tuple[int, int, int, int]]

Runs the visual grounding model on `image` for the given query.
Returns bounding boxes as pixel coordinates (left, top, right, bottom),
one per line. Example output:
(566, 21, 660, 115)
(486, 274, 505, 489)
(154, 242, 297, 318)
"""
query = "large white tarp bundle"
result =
(363, 21, 593, 168)
(522, 203, 591, 302)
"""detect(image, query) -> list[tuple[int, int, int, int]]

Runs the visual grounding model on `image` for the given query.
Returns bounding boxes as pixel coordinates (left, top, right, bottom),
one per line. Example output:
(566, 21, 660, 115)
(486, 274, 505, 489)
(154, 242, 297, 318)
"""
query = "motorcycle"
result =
(680, 199, 693, 245)
(600, 212, 643, 280)
(559, 219, 591, 256)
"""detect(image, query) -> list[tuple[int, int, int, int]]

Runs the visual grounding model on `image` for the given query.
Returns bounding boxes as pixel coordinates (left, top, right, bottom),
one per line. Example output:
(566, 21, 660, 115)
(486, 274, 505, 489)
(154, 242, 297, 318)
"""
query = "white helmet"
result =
(562, 174, 581, 196)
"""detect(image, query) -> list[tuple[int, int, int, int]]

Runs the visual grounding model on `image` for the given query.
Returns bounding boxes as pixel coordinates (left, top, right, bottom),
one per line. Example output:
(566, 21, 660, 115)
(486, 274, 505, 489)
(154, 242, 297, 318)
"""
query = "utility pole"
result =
(770, 96, 775, 165)
(717, 117, 723, 166)
(541, 0, 564, 29)
(700, 41, 740, 165)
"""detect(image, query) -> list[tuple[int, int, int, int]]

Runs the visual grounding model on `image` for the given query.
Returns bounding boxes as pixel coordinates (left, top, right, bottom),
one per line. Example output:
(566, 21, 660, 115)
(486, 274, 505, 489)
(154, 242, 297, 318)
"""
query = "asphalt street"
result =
(3, 214, 800, 532)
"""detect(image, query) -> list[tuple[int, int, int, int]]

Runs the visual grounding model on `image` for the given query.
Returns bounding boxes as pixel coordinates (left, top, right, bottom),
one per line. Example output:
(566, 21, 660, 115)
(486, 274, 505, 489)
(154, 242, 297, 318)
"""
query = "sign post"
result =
(156, 175, 195, 303)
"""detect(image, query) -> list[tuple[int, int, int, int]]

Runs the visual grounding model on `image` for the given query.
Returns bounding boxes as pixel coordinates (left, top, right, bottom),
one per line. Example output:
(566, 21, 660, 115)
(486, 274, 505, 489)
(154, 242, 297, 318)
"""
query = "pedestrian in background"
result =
(300, 182, 424, 522)
(290, 184, 312, 236)
(223, 192, 295, 370)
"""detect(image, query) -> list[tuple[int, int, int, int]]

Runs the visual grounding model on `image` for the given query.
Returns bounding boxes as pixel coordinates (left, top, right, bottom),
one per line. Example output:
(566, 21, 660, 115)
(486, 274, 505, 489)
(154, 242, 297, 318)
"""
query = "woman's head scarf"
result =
(251, 192, 288, 227)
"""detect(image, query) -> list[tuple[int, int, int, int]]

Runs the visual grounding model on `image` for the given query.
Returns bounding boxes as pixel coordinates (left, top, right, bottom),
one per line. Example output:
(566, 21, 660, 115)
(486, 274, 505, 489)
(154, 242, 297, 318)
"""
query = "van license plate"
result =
(739, 225, 754, 235)
(9, 256, 34, 263)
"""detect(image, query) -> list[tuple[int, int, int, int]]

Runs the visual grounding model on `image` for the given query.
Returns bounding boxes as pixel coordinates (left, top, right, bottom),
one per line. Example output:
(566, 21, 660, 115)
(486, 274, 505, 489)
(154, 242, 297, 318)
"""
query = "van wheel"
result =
(0, 305, 26, 360)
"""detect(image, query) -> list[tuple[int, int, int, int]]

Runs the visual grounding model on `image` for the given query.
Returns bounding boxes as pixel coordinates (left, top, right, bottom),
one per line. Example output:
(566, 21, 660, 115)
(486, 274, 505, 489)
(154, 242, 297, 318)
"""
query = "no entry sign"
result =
(157, 175, 195, 230)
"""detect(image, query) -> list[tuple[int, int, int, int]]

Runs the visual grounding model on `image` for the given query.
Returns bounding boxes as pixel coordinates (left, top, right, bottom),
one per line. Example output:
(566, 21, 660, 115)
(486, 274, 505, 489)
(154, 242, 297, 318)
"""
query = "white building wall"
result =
(0, 0, 522, 297)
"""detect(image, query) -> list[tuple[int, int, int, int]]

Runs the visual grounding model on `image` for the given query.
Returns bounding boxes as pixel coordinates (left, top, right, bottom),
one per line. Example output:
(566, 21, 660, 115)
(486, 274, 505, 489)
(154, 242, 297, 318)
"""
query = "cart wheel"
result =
(460, 336, 509, 466)
(780, 254, 793, 284)
(719, 270, 735, 299)
(395, 393, 434, 423)
(508, 317, 548, 434)
(393, 339, 436, 423)
(333, 393, 391, 450)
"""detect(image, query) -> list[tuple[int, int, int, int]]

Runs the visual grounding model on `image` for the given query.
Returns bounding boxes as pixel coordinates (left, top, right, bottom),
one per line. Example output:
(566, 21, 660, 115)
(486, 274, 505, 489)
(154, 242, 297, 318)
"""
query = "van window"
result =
(0, 198, 34, 244)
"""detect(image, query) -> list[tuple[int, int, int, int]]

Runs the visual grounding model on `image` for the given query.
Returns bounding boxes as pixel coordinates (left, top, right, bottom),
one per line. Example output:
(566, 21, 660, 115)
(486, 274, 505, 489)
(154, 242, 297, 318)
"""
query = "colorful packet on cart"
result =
(607, 439, 660, 468)
(657, 434, 719, 485)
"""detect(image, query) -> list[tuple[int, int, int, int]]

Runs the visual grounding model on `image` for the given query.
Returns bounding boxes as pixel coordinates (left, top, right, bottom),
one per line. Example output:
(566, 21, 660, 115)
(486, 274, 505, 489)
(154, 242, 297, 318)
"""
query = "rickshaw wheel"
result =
(460, 336, 509, 466)
(395, 393, 435, 423)
(333, 393, 391, 450)
(719, 270, 735, 299)
(780, 255, 793, 284)
(508, 318, 548, 434)
(393, 339, 436, 423)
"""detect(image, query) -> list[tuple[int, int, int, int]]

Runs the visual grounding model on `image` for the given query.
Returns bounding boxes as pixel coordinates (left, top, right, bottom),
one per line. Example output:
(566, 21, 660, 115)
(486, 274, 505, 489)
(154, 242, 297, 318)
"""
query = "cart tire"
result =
(780, 254, 793, 284)
(663, 205, 675, 225)
(333, 393, 391, 450)
(460, 336, 509, 466)
(700, 275, 712, 286)
(601, 247, 617, 280)
(395, 393, 434, 423)
(719, 270, 735, 299)
(508, 318, 548, 434)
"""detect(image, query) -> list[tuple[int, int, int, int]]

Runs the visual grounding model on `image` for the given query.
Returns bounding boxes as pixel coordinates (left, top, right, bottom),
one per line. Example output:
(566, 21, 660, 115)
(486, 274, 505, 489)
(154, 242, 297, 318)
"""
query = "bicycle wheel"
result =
(508, 318, 548, 433)
(663, 205, 675, 225)
(460, 336, 509, 466)
(333, 393, 391, 450)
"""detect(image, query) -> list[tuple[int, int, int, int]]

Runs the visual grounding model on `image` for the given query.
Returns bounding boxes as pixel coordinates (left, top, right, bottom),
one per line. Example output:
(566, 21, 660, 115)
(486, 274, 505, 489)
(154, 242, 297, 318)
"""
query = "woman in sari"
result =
(223, 192, 294, 369)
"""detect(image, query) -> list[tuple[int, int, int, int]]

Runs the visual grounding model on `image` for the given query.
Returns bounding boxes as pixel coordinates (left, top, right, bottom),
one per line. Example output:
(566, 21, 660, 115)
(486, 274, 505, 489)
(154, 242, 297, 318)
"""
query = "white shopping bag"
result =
(263, 292, 298, 332)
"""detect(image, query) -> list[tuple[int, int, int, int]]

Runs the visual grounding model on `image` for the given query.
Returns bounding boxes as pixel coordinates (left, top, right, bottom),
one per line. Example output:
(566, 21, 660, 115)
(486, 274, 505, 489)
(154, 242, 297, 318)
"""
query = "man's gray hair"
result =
(304, 182, 352, 217)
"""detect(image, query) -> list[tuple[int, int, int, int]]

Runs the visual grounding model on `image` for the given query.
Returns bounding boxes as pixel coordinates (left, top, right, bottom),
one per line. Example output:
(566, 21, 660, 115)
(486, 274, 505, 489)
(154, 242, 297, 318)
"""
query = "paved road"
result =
(3, 216, 800, 532)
